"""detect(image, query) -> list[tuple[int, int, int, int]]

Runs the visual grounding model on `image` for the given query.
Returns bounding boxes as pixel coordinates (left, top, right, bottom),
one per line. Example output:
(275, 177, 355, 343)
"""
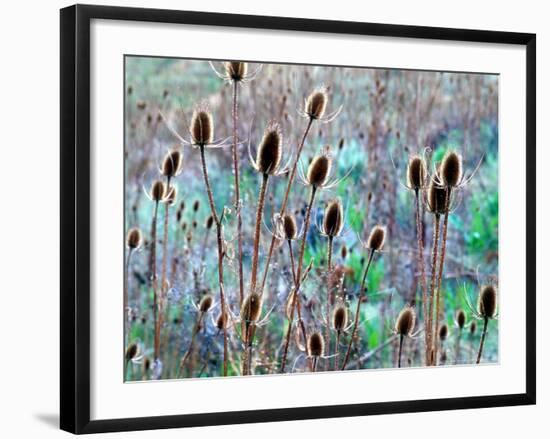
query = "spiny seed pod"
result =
(307, 152, 332, 187)
(161, 149, 183, 177)
(407, 155, 427, 190)
(427, 181, 447, 215)
(150, 180, 166, 202)
(256, 122, 283, 175)
(205, 215, 214, 229)
(125, 343, 138, 361)
(307, 331, 325, 357)
(367, 225, 386, 251)
(165, 186, 177, 205)
(470, 320, 477, 335)
(323, 198, 344, 237)
(143, 357, 151, 371)
(225, 61, 248, 82)
(193, 200, 200, 212)
(439, 324, 448, 341)
(305, 88, 328, 120)
(440, 150, 463, 188)
(282, 213, 298, 240)
(456, 309, 466, 329)
(190, 106, 213, 146)
(241, 292, 263, 323)
(478, 285, 497, 318)
(199, 294, 214, 313)
(332, 305, 348, 332)
(395, 306, 416, 337)
(126, 227, 142, 249)
(341, 245, 348, 260)
(216, 312, 226, 330)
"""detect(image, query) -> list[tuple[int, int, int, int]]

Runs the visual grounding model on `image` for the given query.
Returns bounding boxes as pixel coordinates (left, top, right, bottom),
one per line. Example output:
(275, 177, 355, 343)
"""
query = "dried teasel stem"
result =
(433, 187, 451, 365)
(427, 214, 441, 365)
(250, 173, 270, 294)
(232, 80, 245, 307)
(325, 236, 334, 370)
(476, 317, 489, 364)
(341, 248, 375, 370)
(414, 189, 429, 365)
(125, 227, 142, 346)
(280, 187, 317, 372)
(178, 296, 212, 377)
(198, 144, 229, 376)
(259, 118, 314, 293)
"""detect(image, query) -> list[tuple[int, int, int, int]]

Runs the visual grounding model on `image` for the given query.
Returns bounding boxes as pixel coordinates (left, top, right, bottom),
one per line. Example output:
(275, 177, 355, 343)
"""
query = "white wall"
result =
(0, 0, 546, 437)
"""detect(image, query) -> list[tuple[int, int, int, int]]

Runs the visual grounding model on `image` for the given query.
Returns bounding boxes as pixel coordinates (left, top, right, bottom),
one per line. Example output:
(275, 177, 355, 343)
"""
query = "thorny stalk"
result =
(325, 236, 334, 370)
(250, 174, 270, 294)
(414, 189, 429, 365)
(476, 317, 489, 364)
(427, 214, 441, 366)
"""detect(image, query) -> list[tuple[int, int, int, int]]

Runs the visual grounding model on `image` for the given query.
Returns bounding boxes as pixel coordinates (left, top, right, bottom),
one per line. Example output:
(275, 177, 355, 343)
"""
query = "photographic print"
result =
(123, 57, 499, 381)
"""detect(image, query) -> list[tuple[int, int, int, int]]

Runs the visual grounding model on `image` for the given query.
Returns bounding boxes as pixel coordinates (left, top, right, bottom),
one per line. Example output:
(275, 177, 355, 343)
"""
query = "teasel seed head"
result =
(282, 213, 298, 241)
(440, 150, 463, 188)
(241, 292, 263, 323)
(478, 284, 497, 318)
(407, 155, 427, 191)
(190, 105, 213, 146)
(332, 304, 348, 332)
(307, 151, 332, 188)
(427, 180, 447, 215)
(323, 198, 344, 237)
(143, 356, 151, 371)
(307, 330, 325, 357)
(367, 225, 386, 251)
(439, 324, 448, 341)
(456, 309, 466, 329)
(193, 200, 200, 212)
(395, 306, 416, 337)
(225, 61, 248, 82)
(206, 215, 214, 229)
(165, 185, 177, 205)
(125, 343, 138, 361)
(199, 294, 214, 313)
(150, 179, 166, 202)
(216, 311, 227, 330)
(470, 320, 477, 335)
(126, 227, 142, 249)
(161, 149, 183, 178)
(341, 245, 348, 260)
(305, 87, 328, 120)
(255, 121, 283, 175)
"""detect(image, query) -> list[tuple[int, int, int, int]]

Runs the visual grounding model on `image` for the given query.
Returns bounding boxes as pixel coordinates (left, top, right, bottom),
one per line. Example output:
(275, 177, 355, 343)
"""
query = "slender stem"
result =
(312, 356, 318, 372)
(334, 330, 341, 370)
(198, 145, 228, 376)
(455, 328, 462, 364)
(398, 334, 404, 368)
(250, 174, 269, 294)
(288, 240, 297, 284)
(434, 188, 451, 365)
(325, 236, 334, 370)
(414, 190, 429, 365)
(151, 201, 160, 361)
(124, 249, 133, 347)
(232, 81, 245, 307)
(427, 214, 441, 366)
(178, 313, 203, 378)
(259, 118, 314, 293)
(476, 317, 489, 364)
(280, 187, 316, 372)
(158, 177, 172, 360)
(341, 249, 375, 370)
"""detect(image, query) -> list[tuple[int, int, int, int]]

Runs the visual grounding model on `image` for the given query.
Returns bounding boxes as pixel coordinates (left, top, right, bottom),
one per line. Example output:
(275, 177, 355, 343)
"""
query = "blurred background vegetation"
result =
(124, 56, 498, 380)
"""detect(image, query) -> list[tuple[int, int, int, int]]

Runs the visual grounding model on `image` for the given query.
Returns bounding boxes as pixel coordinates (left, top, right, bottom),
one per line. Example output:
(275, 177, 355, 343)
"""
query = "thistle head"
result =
(332, 304, 348, 332)
(395, 306, 416, 337)
(255, 121, 283, 175)
(307, 331, 325, 357)
(225, 61, 248, 82)
(407, 155, 426, 191)
(456, 309, 466, 329)
(190, 104, 213, 146)
(307, 149, 332, 188)
(150, 179, 166, 202)
(126, 227, 142, 249)
(241, 292, 263, 324)
(161, 148, 183, 178)
(439, 324, 448, 341)
(281, 213, 298, 241)
(305, 87, 328, 120)
(440, 150, 463, 188)
(367, 225, 386, 251)
(323, 198, 344, 237)
(478, 284, 497, 319)
(199, 294, 214, 313)
(427, 180, 447, 215)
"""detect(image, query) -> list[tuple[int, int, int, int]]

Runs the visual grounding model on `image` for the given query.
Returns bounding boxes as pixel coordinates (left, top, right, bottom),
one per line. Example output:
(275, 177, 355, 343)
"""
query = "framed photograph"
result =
(60, 4, 536, 434)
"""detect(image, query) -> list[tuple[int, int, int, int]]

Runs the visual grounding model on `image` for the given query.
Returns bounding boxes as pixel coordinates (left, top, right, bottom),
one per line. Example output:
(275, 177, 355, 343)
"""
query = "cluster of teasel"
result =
(124, 61, 498, 379)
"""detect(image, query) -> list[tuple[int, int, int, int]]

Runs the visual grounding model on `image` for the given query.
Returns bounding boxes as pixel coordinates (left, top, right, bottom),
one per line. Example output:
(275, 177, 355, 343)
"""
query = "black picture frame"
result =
(60, 4, 536, 434)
